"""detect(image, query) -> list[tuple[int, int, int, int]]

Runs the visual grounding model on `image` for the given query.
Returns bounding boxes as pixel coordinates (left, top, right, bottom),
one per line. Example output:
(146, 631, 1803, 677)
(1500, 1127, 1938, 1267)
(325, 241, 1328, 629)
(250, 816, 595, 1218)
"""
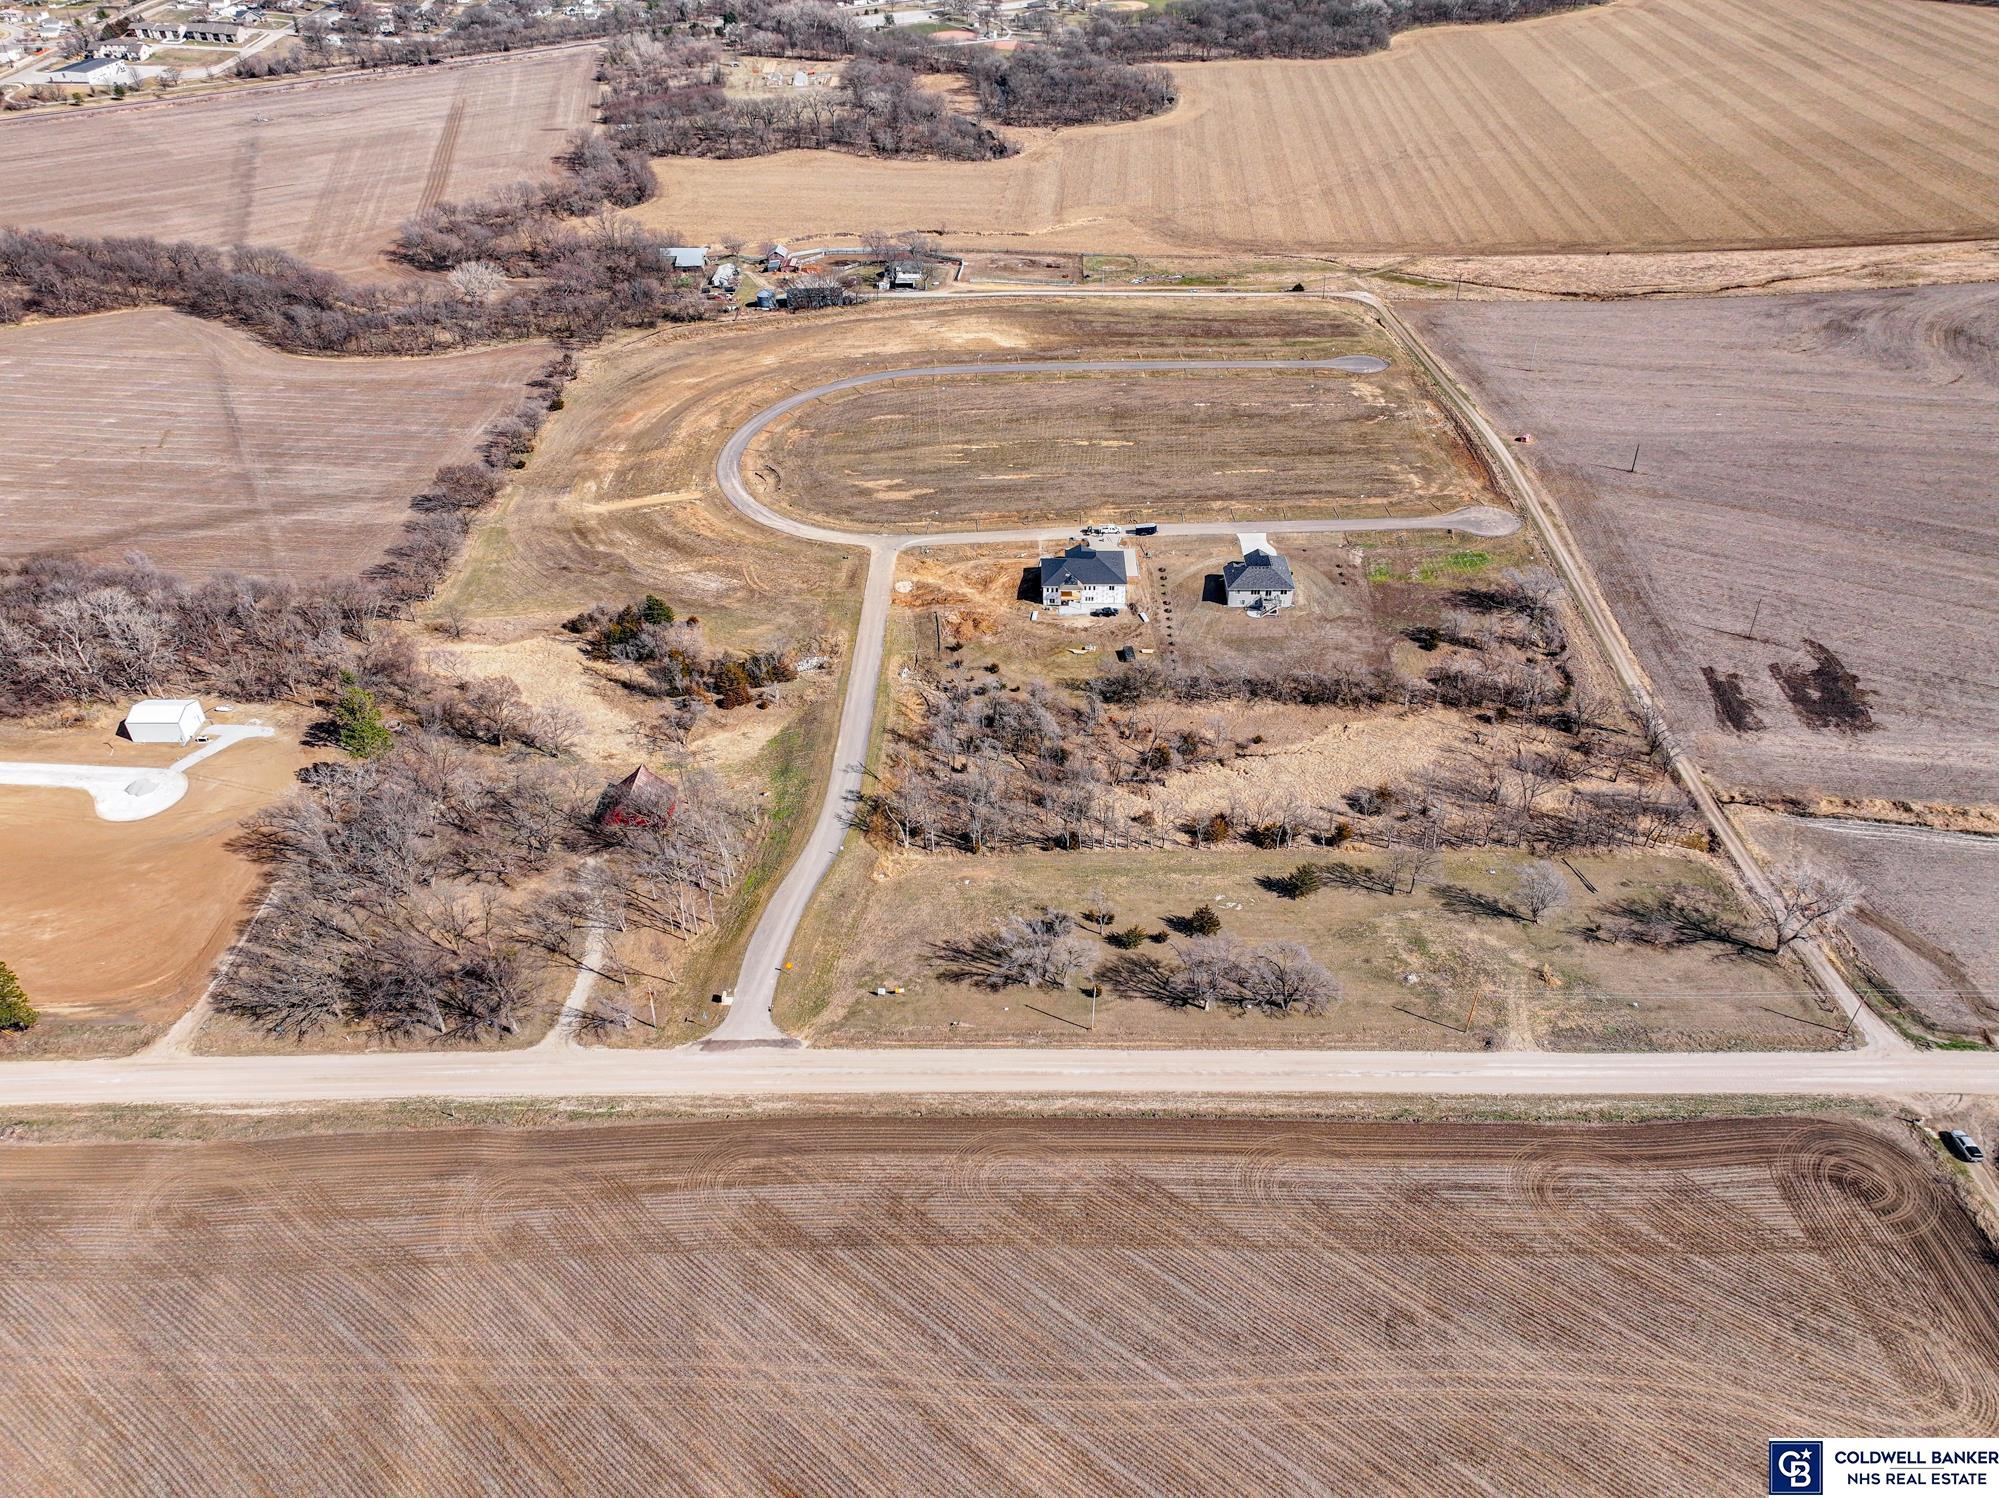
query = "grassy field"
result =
(0, 47, 599, 275)
(639, 0, 1999, 260)
(1405, 285, 1999, 811)
(778, 844, 1840, 1052)
(745, 355, 1498, 532)
(2, 1115, 1992, 1493)
(0, 309, 547, 578)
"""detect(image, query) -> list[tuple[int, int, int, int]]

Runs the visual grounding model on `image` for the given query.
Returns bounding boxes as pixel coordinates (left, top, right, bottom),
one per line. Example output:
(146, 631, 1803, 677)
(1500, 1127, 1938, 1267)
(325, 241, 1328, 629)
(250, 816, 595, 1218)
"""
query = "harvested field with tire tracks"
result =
(2, 1116, 1994, 1494)
(0, 309, 548, 578)
(639, 0, 1999, 260)
(0, 47, 600, 276)
(1404, 285, 1999, 812)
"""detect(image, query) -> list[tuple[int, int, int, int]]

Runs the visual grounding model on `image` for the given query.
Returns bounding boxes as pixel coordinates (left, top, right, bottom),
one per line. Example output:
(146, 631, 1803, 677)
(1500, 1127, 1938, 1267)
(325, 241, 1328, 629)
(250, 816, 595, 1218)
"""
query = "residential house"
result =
(879, 258, 925, 290)
(1222, 547, 1296, 611)
(92, 38, 153, 58)
(1039, 544, 1128, 615)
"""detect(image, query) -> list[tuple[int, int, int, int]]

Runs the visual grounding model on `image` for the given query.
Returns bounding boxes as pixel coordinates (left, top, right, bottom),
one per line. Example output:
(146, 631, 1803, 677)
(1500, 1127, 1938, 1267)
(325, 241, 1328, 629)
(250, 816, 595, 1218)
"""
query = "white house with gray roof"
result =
(1039, 543, 1128, 615)
(1223, 547, 1295, 611)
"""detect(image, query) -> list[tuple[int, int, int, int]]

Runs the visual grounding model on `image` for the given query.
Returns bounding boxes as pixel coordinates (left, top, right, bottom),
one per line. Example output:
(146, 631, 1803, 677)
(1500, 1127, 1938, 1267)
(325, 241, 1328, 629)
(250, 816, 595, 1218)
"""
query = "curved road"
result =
(706, 356, 1520, 1043)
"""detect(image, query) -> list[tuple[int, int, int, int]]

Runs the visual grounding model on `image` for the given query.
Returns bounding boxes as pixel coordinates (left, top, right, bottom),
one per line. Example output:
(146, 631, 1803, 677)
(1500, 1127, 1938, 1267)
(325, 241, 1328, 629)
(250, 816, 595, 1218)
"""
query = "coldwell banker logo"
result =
(1770, 1441, 1824, 1496)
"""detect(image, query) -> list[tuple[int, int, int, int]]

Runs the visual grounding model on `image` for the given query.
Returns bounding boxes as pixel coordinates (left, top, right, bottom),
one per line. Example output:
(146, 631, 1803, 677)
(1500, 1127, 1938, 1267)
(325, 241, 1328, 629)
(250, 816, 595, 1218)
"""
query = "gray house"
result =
(1039, 544, 1127, 616)
(1223, 547, 1295, 611)
(880, 258, 925, 290)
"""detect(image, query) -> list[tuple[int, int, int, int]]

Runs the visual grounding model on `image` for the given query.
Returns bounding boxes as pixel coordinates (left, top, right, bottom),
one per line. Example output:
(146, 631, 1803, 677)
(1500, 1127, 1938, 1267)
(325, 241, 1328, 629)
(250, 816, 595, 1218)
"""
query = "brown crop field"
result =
(0, 309, 548, 579)
(1403, 285, 1999, 813)
(637, 0, 1999, 260)
(747, 358, 1497, 533)
(0, 47, 600, 275)
(2, 1116, 1995, 1495)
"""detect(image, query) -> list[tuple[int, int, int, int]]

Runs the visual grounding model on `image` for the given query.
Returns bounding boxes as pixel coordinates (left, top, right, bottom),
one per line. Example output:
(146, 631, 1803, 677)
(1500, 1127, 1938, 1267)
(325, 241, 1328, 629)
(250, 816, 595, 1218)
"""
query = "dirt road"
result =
(5, 1044, 1997, 1108)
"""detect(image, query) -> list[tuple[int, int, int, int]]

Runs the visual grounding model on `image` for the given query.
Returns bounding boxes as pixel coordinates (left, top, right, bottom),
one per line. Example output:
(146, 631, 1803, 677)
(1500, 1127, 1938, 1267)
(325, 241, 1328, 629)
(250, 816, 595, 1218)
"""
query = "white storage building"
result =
(124, 698, 206, 745)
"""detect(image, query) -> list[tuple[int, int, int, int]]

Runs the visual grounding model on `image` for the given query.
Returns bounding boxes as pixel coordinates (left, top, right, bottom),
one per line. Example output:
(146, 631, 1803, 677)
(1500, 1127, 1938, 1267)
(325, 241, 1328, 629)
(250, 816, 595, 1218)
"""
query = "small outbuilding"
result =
(663, 246, 709, 272)
(593, 766, 678, 830)
(124, 698, 207, 745)
(1223, 547, 1296, 611)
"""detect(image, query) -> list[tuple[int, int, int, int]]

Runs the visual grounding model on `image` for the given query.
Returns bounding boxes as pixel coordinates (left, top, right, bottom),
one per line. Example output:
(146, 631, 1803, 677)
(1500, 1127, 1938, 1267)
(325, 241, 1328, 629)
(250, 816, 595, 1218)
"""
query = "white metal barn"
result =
(124, 698, 206, 745)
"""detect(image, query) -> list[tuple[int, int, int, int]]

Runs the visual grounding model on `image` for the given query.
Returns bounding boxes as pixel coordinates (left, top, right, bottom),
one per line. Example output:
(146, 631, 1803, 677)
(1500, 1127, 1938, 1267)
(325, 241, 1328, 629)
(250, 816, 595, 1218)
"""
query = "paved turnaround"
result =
(706, 356, 1517, 1043)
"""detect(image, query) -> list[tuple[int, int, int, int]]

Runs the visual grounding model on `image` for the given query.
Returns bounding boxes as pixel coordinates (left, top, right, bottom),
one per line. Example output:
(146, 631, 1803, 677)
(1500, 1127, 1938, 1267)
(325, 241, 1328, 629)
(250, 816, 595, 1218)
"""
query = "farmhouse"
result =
(1223, 547, 1296, 611)
(880, 259, 925, 290)
(124, 698, 207, 745)
(1039, 544, 1128, 615)
(592, 765, 677, 829)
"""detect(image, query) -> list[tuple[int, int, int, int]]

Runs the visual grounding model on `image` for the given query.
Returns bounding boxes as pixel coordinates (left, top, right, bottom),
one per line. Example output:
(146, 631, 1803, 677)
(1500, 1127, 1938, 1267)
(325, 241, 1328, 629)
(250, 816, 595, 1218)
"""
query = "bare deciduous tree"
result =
(1516, 859, 1570, 925)
(1769, 864, 1861, 953)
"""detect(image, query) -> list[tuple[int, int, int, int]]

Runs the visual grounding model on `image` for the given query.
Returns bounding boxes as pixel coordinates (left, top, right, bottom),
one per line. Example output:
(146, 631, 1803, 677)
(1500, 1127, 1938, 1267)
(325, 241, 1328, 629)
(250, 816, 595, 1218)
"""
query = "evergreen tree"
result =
(641, 593, 676, 625)
(333, 673, 393, 759)
(0, 961, 36, 1032)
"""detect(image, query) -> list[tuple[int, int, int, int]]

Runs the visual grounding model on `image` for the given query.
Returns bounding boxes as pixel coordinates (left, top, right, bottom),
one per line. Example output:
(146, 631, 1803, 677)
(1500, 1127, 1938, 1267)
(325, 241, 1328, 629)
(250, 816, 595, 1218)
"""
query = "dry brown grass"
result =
(0, 705, 316, 1058)
(746, 356, 1495, 532)
(1, 1116, 1993, 1494)
(0, 47, 600, 275)
(637, 0, 1999, 260)
(0, 309, 548, 579)
(780, 844, 1838, 1052)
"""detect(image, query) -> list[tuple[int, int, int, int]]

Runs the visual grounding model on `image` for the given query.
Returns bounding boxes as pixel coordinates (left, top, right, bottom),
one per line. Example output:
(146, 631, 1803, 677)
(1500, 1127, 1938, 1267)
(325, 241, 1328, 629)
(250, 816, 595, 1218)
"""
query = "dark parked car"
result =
(1940, 1129, 1986, 1163)
(1091, 606, 1120, 617)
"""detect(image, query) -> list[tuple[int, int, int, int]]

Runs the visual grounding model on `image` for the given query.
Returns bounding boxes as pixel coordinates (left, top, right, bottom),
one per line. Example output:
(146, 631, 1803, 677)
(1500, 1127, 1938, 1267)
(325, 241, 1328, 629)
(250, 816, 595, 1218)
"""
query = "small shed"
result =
(593, 766, 678, 830)
(125, 698, 206, 745)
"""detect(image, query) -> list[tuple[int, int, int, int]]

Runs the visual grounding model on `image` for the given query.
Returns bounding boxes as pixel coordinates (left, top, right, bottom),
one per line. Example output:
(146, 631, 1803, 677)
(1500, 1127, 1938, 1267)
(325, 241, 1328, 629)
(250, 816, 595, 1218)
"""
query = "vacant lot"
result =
(1, 1117, 1992, 1495)
(0, 47, 599, 274)
(1405, 285, 1999, 811)
(747, 359, 1497, 532)
(0, 706, 313, 1058)
(1744, 812, 1999, 1043)
(781, 845, 1836, 1052)
(640, 0, 1999, 258)
(0, 309, 547, 578)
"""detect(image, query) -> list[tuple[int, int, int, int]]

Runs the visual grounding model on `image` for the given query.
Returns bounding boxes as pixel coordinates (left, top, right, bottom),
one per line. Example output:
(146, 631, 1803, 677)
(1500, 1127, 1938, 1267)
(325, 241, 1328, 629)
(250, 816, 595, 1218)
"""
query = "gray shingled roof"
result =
(1041, 545, 1126, 589)
(1223, 548, 1295, 593)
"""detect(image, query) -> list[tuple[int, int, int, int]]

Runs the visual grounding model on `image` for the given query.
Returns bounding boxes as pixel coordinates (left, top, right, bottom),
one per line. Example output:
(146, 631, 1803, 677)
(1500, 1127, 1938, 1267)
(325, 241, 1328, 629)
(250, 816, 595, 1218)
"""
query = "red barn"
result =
(593, 766, 678, 830)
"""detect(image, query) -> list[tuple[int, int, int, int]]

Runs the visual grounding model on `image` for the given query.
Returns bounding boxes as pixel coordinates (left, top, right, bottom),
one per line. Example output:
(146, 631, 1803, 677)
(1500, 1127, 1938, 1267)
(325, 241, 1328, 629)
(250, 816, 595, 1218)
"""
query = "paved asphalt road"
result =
(706, 357, 1520, 1043)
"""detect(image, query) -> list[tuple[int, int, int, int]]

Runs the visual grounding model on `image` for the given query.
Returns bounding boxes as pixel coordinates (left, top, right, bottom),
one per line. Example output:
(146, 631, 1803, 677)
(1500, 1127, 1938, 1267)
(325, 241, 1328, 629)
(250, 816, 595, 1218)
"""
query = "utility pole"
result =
(1628, 441, 1641, 473)
(1748, 597, 1764, 642)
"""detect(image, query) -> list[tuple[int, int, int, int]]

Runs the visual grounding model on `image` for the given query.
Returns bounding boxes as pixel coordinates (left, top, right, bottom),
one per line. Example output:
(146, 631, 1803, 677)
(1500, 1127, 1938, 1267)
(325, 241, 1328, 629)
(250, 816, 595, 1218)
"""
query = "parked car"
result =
(1091, 606, 1119, 618)
(1940, 1129, 1986, 1163)
(1082, 523, 1123, 537)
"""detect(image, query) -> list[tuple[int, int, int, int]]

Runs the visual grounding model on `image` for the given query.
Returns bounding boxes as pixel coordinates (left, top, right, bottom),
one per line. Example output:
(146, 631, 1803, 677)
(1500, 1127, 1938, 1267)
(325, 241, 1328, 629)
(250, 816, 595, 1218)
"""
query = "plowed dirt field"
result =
(0, 47, 599, 275)
(2, 1116, 1993, 1495)
(1404, 285, 1999, 811)
(0, 309, 547, 578)
(637, 0, 1999, 259)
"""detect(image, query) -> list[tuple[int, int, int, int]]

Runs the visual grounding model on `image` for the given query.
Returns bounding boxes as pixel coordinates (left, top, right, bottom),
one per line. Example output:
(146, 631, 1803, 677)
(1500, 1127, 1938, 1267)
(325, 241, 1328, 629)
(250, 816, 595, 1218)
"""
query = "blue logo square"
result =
(1770, 1441, 1824, 1495)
